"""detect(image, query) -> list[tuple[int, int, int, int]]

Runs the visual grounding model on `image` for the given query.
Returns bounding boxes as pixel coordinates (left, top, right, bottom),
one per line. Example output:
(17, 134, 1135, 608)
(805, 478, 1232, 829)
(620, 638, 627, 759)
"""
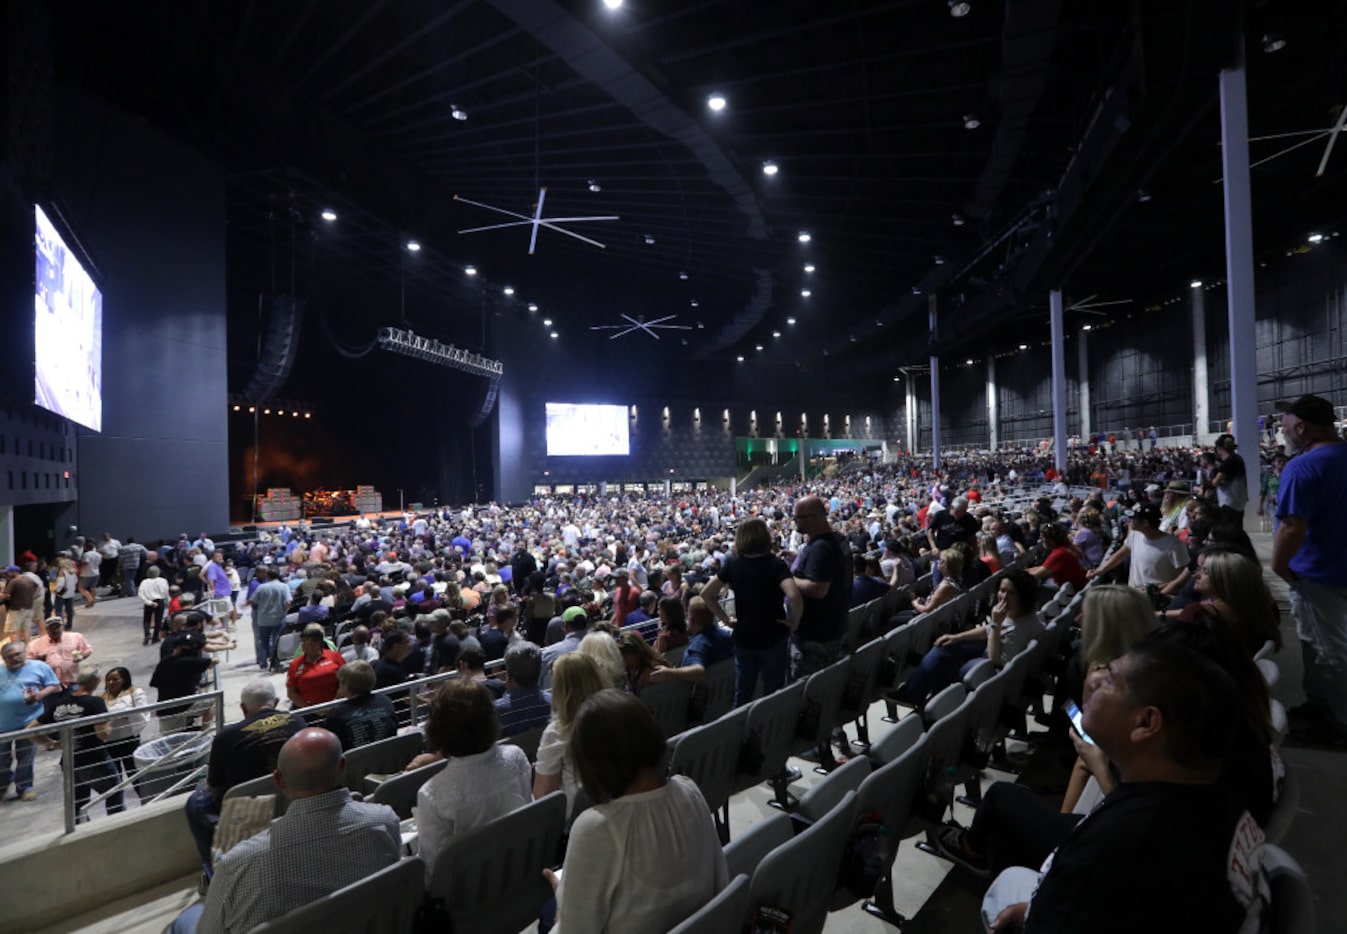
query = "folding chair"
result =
(736, 681, 806, 808)
(668, 705, 749, 844)
(747, 791, 859, 934)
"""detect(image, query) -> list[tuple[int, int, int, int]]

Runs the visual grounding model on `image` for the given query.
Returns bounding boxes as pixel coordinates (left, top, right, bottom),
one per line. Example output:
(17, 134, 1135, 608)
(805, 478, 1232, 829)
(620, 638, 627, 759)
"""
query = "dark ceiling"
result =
(51, 0, 1347, 386)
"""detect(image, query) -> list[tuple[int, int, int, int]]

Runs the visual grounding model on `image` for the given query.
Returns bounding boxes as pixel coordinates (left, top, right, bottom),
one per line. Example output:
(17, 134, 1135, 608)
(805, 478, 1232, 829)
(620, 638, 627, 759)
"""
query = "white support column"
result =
(986, 357, 999, 450)
(905, 374, 917, 455)
(1077, 330, 1091, 440)
(929, 296, 942, 470)
(1220, 57, 1259, 455)
(1050, 289, 1068, 470)
(1192, 283, 1210, 442)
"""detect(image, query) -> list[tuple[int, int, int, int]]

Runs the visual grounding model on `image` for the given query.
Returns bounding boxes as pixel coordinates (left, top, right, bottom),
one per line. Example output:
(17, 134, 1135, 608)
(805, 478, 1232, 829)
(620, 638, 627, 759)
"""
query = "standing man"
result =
(0, 642, 61, 801)
(248, 567, 290, 673)
(1, 565, 41, 644)
(791, 495, 852, 764)
(118, 537, 148, 600)
(1210, 434, 1249, 522)
(1271, 394, 1347, 746)
(26, 616, 93, 687)
(99, 532, 121, 593)
(203, 552, 235, 626)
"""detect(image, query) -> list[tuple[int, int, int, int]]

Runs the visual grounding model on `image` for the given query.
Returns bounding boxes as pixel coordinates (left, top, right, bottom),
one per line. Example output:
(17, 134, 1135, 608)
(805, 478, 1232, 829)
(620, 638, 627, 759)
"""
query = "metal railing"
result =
(0, 690, 226, 834)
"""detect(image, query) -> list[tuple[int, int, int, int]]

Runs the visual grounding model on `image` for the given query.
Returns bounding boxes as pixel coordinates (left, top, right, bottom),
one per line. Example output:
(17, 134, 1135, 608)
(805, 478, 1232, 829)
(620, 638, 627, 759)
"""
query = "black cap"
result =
(1280, 394, 1336, 426)
(1126, 503, 1162, 526)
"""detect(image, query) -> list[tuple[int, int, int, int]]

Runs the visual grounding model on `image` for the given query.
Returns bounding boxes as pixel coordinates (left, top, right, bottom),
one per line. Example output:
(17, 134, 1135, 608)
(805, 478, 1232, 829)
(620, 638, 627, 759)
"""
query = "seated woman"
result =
(1027, 522, 1088, 592)
(549, 690, 728, 934)
(416, 678, 532, 883)
(652, 596, 688, 655)
(976, 533, 1003, 574)
(577, 631, 626, 690)
(1071, 508, 1106, 568)
(534, 652, 608, 816)
(1168, 550, 1281, 656)
(900, 547, 967, 625)
(321, 660, 398, 751)
(619, 630, 665, 696)
(894, 570, 1041, 705)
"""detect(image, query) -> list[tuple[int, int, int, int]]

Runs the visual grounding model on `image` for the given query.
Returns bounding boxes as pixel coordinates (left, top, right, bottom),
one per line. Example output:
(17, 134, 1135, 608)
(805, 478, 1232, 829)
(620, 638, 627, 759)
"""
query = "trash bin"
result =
(132, 732, 213, 801)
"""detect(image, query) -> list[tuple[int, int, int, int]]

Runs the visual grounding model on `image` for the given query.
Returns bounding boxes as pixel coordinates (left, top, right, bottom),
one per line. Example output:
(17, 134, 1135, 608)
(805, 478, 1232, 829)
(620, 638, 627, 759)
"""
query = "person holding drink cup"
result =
(1, 641, 61, 801)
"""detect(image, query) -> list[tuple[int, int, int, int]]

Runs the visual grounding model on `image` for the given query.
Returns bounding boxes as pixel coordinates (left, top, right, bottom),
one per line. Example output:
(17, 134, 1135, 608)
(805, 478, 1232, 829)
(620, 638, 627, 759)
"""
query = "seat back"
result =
(664, 645, 687, 667)
(922, 682, 968, 726)
(429, 792, 567, 934)
(501, 725, 544, 763)
(1270, 698, 1288, 746)
(223, 772, 289, 819)
(343, 731, 425, 794)
(858, 733, 929, 846)
(749, 791, 859, 934)
(1256, 658, 1280, 690)
(797, 753, 871, 822)
(920, 692, 977, 814)
(668, 706, 748, 816)
(737, 681, 806, 793)
(838, 638, 886, 725)
(697, 660, 738, 725)
(641, 679, 693, 740)
(880, 623, 915, 690)
(723, 812, 793, 881)
(668, 873, 752, 934)
(1264, 760, 1299, 845)
(1253, 639, 1277, 662)
(368, 759, 447, 820)
(796, 658, 852, 753)
(843, 602, 871, 652)
(1261, 843, 1315, 934)
(962, 658, 996, 692)
(868, 712, 924, 767)
(964, 665, 1012, 764)
(250, 856, 424, 934)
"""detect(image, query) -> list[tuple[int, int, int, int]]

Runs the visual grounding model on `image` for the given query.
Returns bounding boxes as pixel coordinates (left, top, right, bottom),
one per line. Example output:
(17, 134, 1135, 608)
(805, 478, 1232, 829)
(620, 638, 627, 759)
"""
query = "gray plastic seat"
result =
(501, 725, 543, 763)
(859, 733, 932, 924)
(641, 679, 693, 740)
(723, 811, 793, 882)
(868, 711, 925, 767)
(1256, 658, 1280, 690)
(428, 791, 567, 934)
(795, 658, 852, 770)
(748, 790, 859, 934)
(368, 759, 447, 820)
(1261, 843, 1314, 934)
(839, 638, 886, 748)
(668, 705, 749, 843)
(735, 680, 806, 803)
(343, 731, 425, 794)
(223, 772, 288, 819)
(249, 856, 424, 934)
(1264, 762, 1300, 845)
(668, 873, 751, 934)
(696, 659, 738, 725)
(796, 753, 871, 822)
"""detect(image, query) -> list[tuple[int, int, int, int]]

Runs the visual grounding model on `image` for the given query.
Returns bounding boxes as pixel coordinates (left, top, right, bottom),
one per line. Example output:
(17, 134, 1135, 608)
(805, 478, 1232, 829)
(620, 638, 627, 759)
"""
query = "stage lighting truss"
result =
(377, 327, 503, 378)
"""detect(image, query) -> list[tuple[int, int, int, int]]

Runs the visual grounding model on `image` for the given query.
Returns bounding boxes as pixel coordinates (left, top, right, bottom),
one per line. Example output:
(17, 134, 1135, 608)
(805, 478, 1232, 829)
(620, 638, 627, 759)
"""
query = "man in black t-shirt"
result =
(927, 496, 979, 552)
(31, 669, 122, 818)
(184, 678, 305, 867)
(372, 630, 413, 690)
(150, 633, 216, 730)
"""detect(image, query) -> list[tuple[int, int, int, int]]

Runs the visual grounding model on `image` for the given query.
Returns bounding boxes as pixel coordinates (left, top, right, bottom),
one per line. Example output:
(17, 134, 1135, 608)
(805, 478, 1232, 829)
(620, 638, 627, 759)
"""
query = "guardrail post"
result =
(61, 727, 77, 834)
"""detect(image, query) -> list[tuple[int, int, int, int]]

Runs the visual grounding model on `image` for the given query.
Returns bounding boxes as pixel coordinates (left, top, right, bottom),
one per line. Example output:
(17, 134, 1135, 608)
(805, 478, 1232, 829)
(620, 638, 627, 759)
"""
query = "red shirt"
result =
(287, 649, 345, 706)
(611, 584, 640, 625)
(1042, 546, 1088, 591)
(967, 489, 982, 504)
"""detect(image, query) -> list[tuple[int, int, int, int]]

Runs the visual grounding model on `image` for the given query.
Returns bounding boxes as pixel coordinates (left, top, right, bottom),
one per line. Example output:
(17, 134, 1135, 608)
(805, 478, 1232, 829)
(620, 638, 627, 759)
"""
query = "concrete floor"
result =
(17, 529, 1346, 933)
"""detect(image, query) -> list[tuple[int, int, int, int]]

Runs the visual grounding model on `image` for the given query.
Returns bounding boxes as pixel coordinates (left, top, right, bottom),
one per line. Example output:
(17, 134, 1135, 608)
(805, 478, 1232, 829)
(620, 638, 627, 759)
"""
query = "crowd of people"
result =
(1, 393, 1341, 933)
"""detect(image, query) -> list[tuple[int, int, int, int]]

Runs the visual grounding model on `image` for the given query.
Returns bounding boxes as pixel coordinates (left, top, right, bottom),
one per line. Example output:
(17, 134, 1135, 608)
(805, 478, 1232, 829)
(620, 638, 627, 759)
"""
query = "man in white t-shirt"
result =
(1087, 503, 1189, 595)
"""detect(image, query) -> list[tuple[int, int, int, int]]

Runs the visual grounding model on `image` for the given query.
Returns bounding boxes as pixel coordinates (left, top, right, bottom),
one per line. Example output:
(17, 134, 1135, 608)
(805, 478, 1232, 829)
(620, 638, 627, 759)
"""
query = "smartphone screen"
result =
(1064, 700, 1095, 745)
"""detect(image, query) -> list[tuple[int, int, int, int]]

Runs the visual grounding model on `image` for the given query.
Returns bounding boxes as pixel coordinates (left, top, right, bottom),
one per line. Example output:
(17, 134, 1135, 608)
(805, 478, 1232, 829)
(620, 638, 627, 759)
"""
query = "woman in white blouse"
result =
(416, 679, 531, 882)
(533, 653, 607, 815)
(548, 689, 728, 933)
(101, 667, 149, 789)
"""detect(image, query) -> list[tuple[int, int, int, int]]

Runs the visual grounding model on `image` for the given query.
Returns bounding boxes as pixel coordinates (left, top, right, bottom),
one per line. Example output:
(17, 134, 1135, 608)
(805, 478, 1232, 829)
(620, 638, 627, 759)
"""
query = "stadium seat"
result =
(222, 772, 288, 819)
(747, 790, 858, 934)
(249, 856, 424, 934)
(736, 681, 806, 808)
(641, 679, 693, 740)
(796, 753, 871, 823)
(859, 734, 932, 924)
(343, 731, 425, 794)
(667, 705, 749, 844)
(796, 658, 852, 774)
(368, 759, 447, 820)
(723, 811, 794, 882)
(695, 659, 738, 725)
(668, 873, 751, 934)
(1261, 844, 1315, 934)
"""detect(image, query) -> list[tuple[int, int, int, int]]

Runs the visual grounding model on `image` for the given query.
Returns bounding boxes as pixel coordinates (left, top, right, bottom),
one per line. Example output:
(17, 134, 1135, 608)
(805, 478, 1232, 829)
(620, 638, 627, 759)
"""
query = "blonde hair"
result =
(1079, 585, 1157, 668)
(938, 547, 965, 582)
(550, 653, 608, 731)
(577, 633, 626, 690)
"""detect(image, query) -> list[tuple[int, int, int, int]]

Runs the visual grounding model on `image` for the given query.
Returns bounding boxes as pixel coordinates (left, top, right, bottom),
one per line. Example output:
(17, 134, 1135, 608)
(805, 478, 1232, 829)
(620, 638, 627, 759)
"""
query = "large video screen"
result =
(545, 402, 629, 456)
(34, 205, 103, 431)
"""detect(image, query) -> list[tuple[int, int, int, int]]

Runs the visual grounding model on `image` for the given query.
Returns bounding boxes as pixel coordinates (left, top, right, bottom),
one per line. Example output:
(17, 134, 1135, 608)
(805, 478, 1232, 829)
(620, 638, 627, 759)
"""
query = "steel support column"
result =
(1220, 57, 1259, 454)
(1050, 289, 1068, 470)
(929, 296, 941, 470)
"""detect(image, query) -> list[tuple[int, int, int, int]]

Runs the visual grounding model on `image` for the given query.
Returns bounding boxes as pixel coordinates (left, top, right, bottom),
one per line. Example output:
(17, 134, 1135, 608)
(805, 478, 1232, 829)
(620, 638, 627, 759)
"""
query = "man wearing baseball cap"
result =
(1272, 394, 1347, 745)
(1087, 502, 1189, 594)
(1210, 433, 1249, 520)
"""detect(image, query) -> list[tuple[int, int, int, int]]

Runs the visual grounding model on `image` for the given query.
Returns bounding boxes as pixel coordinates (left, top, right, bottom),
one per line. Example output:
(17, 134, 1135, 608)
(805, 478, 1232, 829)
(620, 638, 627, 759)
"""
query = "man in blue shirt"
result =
(0, 642, 61, 800)
(494, 642, 551, 737)
(649, 596, 734, 684)
(248, 567, 291, 672)
(1272, 394, 1347, 746)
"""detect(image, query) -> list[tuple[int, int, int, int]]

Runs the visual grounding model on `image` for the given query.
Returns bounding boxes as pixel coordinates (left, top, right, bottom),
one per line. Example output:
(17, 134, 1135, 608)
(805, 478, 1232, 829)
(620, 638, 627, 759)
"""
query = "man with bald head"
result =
(179, 728, 400, 934)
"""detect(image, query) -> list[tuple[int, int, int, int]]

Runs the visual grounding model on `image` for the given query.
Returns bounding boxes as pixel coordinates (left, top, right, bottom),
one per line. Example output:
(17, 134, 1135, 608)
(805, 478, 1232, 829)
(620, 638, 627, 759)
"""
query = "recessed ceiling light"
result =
(450, 104, 468, 121)
(1190, 279, 1203, 288)
(678, 270, 689, 280)
(464, 265, 477, 275)
(696, 321, 705, 329)
(798, 231, 811, 243)
(320, 209, 337, 222)
(762, 161, 779, 176)
(736, 355, 744, 362)
(952, 213, 965, 226)
(406, 240, 421, 252)
(550, 331, 559, 339)
(966, 358, 975, 365)
(690, 299, 699, 307)
(278, 410, 286, 416)
(527, 303, 538, 312)
(707, 93, 727, 112)
(542, 318, 553, 326)
(643, 233, 656, 245)
(587, 179, 602, 192)
(755, 344, 763, 351)
(963, 114, 981, 129)
(1308, 233, 1324, 243)
(801, 289, 811, 297)
(503, 286, 514, 295)
(1082, 324, 1093, 331)
(1018, 343, 1028, 350)
(772, 330, 781, 338)
(1262, 33, 1286, 53)
(912, 286, 923, 295)
(602, 0, 623, 9)
(934, 255, 945, 265)
(1137, 189, 1153, 203)
(786, 317, 796, 325)
(893, 376, 901, 382)
(949, 1, 972, 16)
(305, 413, 312, 419)
(803, 264, 815, 273)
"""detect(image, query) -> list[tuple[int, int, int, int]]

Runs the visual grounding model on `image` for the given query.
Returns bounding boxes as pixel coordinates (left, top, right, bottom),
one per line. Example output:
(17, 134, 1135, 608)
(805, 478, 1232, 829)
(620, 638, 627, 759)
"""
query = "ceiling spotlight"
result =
(912, 286, 923, 295)
(801, 289, 811, 297)
(232, 404, 240, 411)
(678, 270, 689, 280)
(1262, 33, 1286, 53)
(798, 231, 811, 243)
(278, 410, 286, 416)
(736, 355, 745, 362)
(450, 104, 468, 121)
(786, 317, 796, 325)
(248, 406, 256, 413)
(602, 0, 623, 9)
(550, 331, 559, 339)
(772, 330, 781, 338)
(503, 286, 514, 295)
(1137, 189, 1153, 203)
(527, 303, 538, 312)
(952, 213, 965, 226)
(1082, 324, 1093, 331)
(690, 299, 699, 307)
(803, 264, 815, 273)
(543, 318, 553, 326)
(1308, 233, 1325, 244)
(755, 344, 764, 351)
(320, 209, 337, 222)
(949, 1, 971, 16)
(643, 233, 656, 245)
(762, 161, 779, 176)
(464, 265, 477, 276)
(1018, 343, 1028, 350)
(587, 179, 602, 192)
(893, 376, 901, 382)
(264, 408, 271, 415)
(292, 411, 300, 417)
(963, 114, 981, 130)
(406, 240, 421, 252)
(1190, 279, 1203, 288)
(304, 413, 312, 419)
(965, 358, 974, 365)
(707, 93, 727, 112)
(696, 321, 705, 329)
(934, 254, 945, 265)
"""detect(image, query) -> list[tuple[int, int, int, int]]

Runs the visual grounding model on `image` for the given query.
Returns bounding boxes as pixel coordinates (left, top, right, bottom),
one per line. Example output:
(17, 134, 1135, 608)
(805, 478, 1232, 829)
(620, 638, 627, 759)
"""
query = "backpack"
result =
(838, 811, 891, 898)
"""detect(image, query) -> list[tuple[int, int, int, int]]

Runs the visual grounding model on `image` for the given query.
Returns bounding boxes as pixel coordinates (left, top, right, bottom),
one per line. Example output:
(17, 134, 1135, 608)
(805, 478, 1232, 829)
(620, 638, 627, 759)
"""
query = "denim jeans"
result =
(895, 640, 986, 704)
(255, 624, 280, 668)
(75, 757, 124, 817)
(1291, 578, 1347, 728)
(0, 737, 36, 793)
(732, 638, 790, 708)
(122, 568, 138, 598)
(184, 784, 219, 867)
